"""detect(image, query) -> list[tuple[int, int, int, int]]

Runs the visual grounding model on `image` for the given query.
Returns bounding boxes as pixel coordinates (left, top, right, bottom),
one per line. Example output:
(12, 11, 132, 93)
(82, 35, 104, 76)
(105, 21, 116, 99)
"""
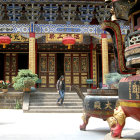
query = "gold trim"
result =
(120, 101, 140, 108)
(73, 73, 79, 75)
(73, 54, 79, 56)
(65, 54, 71, 56)
(81, 54, 87, 56)
(81, 73, 87, 75)
(65, 73, 71, 75)
(49, 54, 55, 56)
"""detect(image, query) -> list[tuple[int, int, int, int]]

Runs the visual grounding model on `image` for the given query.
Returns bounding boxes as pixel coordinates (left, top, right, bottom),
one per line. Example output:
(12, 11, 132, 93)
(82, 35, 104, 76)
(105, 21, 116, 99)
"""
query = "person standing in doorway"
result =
(56, 75, 65, 105)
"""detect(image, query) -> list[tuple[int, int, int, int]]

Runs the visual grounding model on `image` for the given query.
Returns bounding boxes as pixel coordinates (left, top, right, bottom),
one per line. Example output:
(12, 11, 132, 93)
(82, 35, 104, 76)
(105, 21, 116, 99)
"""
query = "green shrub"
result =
(105, 72, 131, 89)
(12, 69, 38, 91)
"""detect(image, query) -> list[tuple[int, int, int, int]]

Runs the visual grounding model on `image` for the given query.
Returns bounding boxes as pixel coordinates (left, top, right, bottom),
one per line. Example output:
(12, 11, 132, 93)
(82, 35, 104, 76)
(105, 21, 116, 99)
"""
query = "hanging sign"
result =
(46, 34, 83, 43)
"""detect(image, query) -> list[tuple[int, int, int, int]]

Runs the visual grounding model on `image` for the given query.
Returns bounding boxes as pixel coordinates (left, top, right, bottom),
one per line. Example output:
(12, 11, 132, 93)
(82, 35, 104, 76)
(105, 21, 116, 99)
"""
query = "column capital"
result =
(29, 32, 35, 38)
(101, 33, 107, 38)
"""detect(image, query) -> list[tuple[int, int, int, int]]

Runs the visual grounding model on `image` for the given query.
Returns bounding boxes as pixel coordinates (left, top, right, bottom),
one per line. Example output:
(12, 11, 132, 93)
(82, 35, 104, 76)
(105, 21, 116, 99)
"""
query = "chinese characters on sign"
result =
(94, 101, 112, 110)
(129, 81, 140, 100)
(46, 34, 83, 43)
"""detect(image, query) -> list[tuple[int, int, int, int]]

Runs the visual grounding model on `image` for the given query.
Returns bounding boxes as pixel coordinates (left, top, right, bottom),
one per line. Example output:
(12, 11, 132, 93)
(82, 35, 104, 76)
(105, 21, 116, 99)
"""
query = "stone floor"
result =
(0, 109, 140, 140)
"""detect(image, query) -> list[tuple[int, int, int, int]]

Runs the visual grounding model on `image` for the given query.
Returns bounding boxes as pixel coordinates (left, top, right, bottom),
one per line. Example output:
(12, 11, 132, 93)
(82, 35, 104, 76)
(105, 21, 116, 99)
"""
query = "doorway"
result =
(18, 53, 28, 70)
(57, 53, 64, 80)
(0, 54, 4, 80)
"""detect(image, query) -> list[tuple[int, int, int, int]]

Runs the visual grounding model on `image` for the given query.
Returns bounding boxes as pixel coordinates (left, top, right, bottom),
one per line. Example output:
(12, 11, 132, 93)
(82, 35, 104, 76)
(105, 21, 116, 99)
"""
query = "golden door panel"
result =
(65, 76, 71, 84)
(41, 76, 47, 84)
(81, 76, 87, 84)
(48, 57, 55, 72)
(81, 57, 87, 72)
(73, 57, 79, 72)
(64, 53, 89, 88)
(40, 57, 47, 72)
(65, 57, 71, 72)
(49, 76, 55, 84)
(39, 53, 56, 88)
(73, 76, 79, 84)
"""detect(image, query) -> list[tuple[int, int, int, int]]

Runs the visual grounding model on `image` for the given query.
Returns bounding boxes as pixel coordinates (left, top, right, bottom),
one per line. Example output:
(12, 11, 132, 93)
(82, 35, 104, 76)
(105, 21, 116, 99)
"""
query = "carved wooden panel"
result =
(64, 53, 89, 88)
(4, 53, 17, 85)
(39, 53, 56, 88)
(65, 57, 71, 72)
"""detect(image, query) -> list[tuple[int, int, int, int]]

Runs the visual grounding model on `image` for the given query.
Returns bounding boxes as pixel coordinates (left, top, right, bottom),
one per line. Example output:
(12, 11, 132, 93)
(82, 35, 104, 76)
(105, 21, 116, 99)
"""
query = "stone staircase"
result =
(24, 92, 85, 113)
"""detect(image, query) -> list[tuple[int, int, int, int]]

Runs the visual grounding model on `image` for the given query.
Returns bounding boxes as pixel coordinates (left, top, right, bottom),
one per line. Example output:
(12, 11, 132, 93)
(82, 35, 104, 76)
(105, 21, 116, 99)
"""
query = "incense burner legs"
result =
(80, 95, 118, 131)
(107, 106, 126, 138)
(80, 113, 90, 130)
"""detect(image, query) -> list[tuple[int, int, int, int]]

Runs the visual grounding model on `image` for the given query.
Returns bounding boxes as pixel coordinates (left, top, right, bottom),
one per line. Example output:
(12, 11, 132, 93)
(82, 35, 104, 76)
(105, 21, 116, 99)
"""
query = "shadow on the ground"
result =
(85, 128, 110, 134)
(0, 122, 15, 125)
(124, 132, 140, 140)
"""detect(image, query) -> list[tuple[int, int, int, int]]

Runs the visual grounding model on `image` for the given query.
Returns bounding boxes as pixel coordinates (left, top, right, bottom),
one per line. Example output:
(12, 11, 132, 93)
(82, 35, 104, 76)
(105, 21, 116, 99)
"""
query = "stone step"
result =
(30, 92, 86, 97)
(30, 96, 81, 99)
(31, 93, 82, 96)
(25, 108, 83, 113)
(30, 98, 82, 102)
(29, 105, 83, 109)
(27, 92, 85, 113)
(29, 102, 83, 106)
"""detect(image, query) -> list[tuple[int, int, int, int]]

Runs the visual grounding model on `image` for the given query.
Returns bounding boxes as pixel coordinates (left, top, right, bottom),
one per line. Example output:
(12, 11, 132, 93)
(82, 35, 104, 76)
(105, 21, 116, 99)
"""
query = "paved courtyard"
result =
(0, 109, 140, 140)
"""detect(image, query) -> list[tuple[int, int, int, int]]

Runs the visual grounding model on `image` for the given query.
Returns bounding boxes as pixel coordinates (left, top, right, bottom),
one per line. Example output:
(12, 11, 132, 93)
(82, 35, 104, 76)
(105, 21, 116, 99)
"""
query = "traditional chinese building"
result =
(0, 0, 129, 90)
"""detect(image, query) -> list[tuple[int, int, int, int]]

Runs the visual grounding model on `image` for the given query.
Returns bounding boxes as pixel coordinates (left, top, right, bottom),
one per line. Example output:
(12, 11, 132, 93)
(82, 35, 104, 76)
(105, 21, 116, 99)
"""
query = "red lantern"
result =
(62, 36, 76, 49)
(0, 36, 11, 48)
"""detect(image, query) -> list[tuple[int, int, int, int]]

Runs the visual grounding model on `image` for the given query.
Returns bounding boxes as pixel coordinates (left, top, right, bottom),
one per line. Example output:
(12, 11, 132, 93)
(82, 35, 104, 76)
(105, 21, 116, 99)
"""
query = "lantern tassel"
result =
(3, 44, 6, 48)
(68, 44, 71, 49)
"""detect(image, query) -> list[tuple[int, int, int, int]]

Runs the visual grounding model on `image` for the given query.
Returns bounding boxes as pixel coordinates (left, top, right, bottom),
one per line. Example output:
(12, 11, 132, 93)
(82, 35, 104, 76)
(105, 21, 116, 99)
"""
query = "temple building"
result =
(0, 0, 129, 90)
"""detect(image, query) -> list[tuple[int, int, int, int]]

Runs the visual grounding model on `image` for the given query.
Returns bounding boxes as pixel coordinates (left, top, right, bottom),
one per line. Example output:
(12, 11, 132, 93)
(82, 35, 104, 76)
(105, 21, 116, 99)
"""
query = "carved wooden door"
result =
(64, 53, 89, 88)
(39, 53, 56, 88)
(4, 53, 17, 84)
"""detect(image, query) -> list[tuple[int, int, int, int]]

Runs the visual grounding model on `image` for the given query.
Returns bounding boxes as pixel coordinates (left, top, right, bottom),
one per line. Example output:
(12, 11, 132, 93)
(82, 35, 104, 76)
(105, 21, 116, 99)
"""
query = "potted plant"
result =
(0, 80, 10, 93)
(12, 69, 38, 92)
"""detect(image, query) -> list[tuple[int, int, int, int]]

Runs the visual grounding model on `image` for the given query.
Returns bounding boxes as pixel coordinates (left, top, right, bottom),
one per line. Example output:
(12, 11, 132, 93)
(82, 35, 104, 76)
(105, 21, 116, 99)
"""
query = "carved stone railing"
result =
(125, 30, 140, 48)
(125, 30, 140, 68)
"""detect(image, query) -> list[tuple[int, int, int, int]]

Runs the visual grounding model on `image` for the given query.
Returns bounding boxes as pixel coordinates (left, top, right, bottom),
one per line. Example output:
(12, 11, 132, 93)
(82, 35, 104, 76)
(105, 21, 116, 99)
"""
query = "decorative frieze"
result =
(0, 24, 129, 39)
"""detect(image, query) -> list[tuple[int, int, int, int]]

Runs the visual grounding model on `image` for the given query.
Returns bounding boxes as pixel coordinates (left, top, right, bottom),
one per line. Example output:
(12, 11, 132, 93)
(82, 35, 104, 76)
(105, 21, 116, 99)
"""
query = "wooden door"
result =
(64, 53, 89, 88)
(4, 53, 17, 84)
(39, 53, 56, 88)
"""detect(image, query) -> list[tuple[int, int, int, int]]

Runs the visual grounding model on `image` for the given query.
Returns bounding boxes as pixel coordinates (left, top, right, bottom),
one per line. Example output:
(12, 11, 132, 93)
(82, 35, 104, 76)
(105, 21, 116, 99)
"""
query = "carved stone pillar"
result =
(101, 33, 109, 86)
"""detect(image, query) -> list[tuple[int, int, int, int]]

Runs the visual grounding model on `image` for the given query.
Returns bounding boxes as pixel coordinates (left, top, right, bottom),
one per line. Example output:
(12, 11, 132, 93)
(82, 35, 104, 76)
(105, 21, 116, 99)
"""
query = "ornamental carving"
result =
(101, 21, 136, 74)
(0, 33, 28, 43)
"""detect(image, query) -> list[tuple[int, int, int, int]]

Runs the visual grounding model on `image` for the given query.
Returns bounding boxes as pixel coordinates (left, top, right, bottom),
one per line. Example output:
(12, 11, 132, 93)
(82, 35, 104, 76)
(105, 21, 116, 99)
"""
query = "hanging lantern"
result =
(0, 36, 11, 48)
(62, 36, 76, 49)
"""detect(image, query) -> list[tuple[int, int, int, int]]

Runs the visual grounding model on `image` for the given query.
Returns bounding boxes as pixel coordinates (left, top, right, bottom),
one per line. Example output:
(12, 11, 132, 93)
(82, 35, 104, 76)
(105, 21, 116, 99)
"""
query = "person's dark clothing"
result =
(56, 76, 65, 105)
